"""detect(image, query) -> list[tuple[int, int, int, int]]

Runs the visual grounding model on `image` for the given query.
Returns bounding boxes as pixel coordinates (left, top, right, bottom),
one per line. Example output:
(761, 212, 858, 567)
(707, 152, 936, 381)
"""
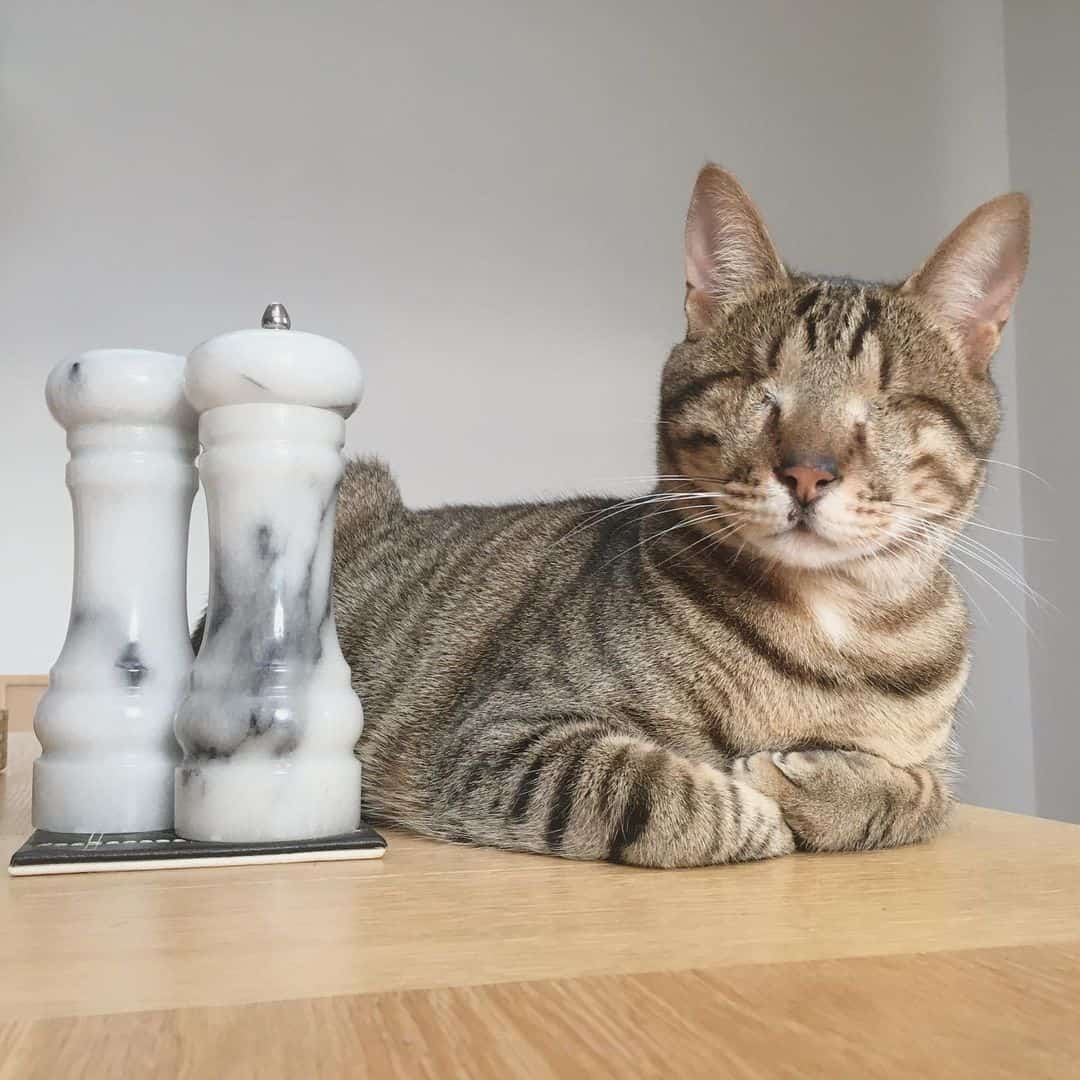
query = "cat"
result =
(328, 165, 1029, 868)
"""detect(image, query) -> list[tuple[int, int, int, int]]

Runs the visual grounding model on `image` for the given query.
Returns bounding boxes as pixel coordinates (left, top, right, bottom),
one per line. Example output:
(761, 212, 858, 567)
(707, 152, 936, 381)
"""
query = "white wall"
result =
(911, 3, 1037, 814)
(1, 1, 1041, 811)
(1004, 2, 1080, 823)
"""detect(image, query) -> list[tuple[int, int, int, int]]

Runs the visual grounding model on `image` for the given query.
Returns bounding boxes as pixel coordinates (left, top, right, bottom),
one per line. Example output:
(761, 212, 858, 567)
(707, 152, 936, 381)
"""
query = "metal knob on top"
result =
(261, 302, 291, 330)
(184, 302, 363, 418)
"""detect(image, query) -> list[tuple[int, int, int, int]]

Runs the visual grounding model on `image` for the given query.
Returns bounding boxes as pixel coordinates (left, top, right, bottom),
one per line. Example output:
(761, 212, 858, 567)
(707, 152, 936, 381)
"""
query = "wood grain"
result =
(2, 945, 1078, 1079)
(3, 731, 1080, 1077)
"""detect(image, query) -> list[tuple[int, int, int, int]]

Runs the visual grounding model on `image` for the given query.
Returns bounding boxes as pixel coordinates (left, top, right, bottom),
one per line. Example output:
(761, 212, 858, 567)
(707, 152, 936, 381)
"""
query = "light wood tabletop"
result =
(2, 731, 1079, 1078)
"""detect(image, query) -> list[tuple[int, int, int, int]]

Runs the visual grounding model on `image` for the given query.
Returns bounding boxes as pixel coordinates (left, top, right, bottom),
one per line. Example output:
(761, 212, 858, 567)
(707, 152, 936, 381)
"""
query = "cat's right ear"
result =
(901, 193, 1030, 375)
(684, 165, 787, 339)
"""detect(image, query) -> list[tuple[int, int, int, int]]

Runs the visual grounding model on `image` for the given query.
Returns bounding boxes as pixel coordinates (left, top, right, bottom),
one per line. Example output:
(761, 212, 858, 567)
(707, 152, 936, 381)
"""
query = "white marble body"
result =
(33, 350, 198, 833)
(174, 327, 365, 842)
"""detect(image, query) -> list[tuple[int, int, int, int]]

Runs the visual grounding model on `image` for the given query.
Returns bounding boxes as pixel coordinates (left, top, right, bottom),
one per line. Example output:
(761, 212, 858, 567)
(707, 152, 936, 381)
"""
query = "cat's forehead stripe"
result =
(787, 288, 888, 391)
(848, 296, 882, 361)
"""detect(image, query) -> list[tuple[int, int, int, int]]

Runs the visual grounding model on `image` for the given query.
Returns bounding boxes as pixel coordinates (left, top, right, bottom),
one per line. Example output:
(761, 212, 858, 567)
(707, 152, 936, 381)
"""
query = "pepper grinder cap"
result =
(46, 349, 196, 432)
(184, 304, 363, 418)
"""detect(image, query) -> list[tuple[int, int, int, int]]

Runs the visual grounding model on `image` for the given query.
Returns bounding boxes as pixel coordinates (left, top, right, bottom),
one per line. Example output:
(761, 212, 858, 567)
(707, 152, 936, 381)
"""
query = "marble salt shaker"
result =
(33, 350, 198, 833)
(173, 305, 366, 842)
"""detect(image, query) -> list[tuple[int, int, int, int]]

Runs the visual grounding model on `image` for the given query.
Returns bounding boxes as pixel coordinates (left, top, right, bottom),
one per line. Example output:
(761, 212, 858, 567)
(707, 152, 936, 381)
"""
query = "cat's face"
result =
(659, 167, 1029, 572)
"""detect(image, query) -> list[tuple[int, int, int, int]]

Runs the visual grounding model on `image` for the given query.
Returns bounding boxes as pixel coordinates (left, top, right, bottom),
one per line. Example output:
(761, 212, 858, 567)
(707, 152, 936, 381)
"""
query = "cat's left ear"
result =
(902, 193, 1030, 374)
(684, 165, 787, 339)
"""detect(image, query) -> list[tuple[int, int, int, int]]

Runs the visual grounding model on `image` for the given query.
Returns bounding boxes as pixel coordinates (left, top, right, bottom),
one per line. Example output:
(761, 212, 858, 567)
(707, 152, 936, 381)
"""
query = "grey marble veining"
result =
(33, 349, 197, 834)
(173, 320, 365, 842)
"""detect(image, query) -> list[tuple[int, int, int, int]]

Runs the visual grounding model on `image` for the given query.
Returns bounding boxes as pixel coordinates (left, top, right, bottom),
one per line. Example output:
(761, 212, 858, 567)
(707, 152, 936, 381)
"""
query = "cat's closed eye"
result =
(681, 430, 722, 448)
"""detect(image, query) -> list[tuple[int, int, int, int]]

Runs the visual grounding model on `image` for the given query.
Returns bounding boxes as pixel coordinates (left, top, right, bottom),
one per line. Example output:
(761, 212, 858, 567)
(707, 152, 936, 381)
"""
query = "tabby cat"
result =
(331, 166, 1030, 868)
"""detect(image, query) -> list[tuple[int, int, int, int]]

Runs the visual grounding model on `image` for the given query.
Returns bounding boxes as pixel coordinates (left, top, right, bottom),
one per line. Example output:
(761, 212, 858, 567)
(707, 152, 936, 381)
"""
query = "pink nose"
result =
(779, 459, 838, 505)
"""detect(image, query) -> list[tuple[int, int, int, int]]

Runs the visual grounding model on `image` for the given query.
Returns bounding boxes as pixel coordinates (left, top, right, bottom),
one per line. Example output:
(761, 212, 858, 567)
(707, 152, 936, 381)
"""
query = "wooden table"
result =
(1, 732, 1078, 1078)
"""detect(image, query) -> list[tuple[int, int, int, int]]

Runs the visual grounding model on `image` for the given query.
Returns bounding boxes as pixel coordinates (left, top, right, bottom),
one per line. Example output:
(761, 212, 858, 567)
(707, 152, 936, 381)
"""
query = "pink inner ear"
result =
(950, 272, 1015, 371)
(976, 260, 1023, 329)
(956, 258, 1024, 370)
(966, 323, 1001, 369)
(935, 235, 1022, 327)
(684, 225, 713, 292)
(914, 222, 1027, 375)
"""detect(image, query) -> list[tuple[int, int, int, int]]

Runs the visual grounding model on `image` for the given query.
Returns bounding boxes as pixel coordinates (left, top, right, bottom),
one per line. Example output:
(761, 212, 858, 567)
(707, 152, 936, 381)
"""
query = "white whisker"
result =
(554, 489, 732, 545)
(946, 550, 1033, 633)
(899, 515, 1041, 628)
(652, 521, 744, 569)
(895, 499, 1053, 543)
(976, 457, 1052, 489)
(601, 508, 743, 570)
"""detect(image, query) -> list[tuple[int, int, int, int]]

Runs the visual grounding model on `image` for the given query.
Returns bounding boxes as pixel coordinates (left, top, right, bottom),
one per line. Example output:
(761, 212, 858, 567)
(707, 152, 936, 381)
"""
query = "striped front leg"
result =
(434, 714, 796, 868)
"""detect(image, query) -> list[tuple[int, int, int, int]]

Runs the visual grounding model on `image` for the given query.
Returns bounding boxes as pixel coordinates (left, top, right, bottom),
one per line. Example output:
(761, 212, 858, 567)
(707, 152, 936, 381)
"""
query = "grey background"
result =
(1004, 3, 1079, 823)
(1, 2, 1073, 818)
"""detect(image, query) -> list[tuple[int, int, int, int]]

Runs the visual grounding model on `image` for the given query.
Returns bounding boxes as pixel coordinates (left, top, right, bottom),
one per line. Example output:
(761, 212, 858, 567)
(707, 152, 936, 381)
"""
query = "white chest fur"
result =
(808, 592, 854, 646)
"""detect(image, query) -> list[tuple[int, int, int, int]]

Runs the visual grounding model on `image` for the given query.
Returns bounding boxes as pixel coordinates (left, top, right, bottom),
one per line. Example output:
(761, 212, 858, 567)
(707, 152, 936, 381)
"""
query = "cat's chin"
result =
(748, 526, 866, 571)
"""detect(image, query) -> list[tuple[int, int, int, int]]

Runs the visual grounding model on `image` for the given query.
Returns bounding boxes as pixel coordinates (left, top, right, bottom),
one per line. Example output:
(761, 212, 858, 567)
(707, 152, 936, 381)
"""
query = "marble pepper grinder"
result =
(173, 304, 366, 842)
(33, 350, 198, 833)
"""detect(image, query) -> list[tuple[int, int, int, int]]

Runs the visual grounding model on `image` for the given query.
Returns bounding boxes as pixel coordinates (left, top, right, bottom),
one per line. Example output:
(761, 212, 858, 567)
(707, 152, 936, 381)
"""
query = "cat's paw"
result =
(738, 747, 885, 791)
(733, 749, 905, 852)
(729, 779, 797, 861)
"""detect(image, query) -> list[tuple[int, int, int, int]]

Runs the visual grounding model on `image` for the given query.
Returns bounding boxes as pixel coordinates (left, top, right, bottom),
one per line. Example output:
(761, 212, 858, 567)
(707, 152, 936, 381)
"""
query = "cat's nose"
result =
(777, 455, 839, 505)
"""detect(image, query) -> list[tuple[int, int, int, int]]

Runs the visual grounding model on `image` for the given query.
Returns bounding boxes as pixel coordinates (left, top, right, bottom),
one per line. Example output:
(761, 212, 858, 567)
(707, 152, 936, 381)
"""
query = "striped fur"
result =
(325, 166, 1029, 868)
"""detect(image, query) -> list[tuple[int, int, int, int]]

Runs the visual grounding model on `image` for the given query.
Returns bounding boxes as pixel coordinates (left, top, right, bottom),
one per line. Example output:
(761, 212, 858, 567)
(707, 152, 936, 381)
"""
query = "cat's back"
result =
(332, 458, 632, 710)
(333, 457, 611, 579)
